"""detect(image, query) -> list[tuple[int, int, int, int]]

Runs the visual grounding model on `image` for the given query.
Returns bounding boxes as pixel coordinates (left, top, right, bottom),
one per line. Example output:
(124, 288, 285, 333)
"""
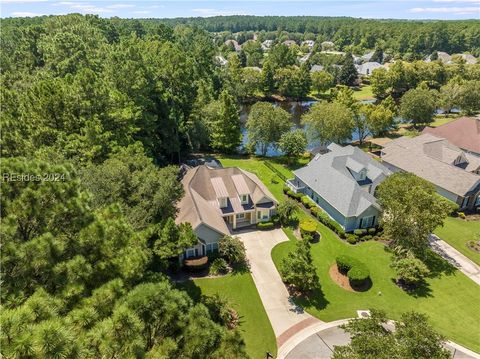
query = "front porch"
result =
(286, 178, 305, 193)
(224, 211, 255, 230)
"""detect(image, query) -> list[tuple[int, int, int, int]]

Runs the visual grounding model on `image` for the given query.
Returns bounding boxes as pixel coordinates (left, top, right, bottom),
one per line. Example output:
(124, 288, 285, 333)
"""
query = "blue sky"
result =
(1, 0, 479, 20)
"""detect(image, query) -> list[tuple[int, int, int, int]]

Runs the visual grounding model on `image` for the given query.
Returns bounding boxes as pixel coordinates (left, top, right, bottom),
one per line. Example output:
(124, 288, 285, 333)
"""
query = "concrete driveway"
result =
(236, 229, 321, 340)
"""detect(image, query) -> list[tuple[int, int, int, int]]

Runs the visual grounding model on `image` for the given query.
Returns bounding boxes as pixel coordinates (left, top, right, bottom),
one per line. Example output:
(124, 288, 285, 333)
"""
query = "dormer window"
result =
(240, 194, 249, 204)
(218, 197, 228, 208)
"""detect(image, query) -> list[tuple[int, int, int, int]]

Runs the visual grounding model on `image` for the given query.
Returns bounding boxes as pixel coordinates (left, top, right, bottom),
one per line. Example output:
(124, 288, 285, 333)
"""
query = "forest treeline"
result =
(1, 14, 249, 358)
(157, 16, 480, 57)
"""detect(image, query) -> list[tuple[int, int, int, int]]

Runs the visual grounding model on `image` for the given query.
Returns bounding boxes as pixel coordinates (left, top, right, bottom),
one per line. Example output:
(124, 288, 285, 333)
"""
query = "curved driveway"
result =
(237, 229, 322, 344)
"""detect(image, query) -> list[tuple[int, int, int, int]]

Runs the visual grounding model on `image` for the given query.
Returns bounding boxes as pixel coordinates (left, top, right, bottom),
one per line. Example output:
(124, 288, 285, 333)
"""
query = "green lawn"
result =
(272, 226, 480, 353)
(180, 273, 276, 359)
(353, 85, 374, 100)
(430, 115, 461, 127)
(219, 155, 480, 353)
(435, 217, 480, 266)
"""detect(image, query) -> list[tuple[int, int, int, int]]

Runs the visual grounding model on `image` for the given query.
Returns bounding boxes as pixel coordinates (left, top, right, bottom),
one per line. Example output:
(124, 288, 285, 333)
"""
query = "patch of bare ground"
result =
(329, 264, 355, 292)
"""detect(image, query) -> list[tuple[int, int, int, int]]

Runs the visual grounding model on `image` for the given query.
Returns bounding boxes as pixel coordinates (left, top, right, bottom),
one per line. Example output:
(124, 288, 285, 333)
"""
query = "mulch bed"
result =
(329, 264, 372, 292)
(329, 264, 355, 292)
(467, 240, 480, 253)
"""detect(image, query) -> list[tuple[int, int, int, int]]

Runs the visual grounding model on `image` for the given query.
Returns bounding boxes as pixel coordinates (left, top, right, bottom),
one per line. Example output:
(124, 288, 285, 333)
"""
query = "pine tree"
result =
(338, 53, 358, 86)
(210, 90, 242, 153)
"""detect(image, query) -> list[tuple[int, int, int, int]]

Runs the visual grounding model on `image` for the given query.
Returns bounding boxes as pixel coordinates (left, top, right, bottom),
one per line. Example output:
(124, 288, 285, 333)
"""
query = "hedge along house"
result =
(287, 144, 392, 232)
(176, 165, 277, 259)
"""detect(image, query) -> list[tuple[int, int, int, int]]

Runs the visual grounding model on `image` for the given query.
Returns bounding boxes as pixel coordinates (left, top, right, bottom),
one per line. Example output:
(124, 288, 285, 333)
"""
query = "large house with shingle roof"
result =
(381, 134, 480, 210)
(287, 143, 392, 232)
(422, 117, 480, 156)
(176, 165, 277, 258)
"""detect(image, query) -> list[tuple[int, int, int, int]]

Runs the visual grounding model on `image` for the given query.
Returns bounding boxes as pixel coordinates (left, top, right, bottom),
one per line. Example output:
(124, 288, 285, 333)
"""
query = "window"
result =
(219, 197, 227, 208)
(461, 197, 469, 208)
(257, 211, 261, 220)
(206, 242, 218, 254)
(361, 215, 375, 228)
(475, 196, 480, 206)
(240, 194, 248, 204)
(186, 248, 196, 258)
(236, 213, 245, 220)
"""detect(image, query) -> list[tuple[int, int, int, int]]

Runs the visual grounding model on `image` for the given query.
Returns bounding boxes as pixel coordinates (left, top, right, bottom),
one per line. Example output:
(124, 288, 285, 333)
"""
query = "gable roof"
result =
(294, 145, 391, 217)
(422, 117, 480, 155)
(176, 166, 277, 234)
(381, 134, 480, 196)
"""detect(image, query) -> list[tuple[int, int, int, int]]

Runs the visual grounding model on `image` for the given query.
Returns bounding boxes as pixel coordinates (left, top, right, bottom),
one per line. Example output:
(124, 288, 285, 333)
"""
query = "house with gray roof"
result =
(381, 134, 480, 210)
(287, 144, 392, 232)
(355, 62, 384, 76)
(176, 165, 277, 258)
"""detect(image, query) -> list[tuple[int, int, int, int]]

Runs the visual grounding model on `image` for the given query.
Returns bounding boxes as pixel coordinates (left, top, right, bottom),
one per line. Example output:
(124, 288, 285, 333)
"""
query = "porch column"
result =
(233, 214, 237, 229)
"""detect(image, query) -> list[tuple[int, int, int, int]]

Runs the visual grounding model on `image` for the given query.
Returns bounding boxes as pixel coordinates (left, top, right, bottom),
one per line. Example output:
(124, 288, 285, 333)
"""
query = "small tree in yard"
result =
(391, 255, 430, 288)
(333, 309, 451, 359)
(276, 198, 299, 225)
(219, 235, 248, 269)
(278, 130, 307, 161)
(202, 294, 239, 329)
(376, 173, 455, 256)
(280, 239, 318, 292)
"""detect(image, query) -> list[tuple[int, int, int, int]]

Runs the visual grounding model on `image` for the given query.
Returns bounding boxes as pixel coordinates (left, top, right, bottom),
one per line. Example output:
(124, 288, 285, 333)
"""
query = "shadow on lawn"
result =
(424, 249, 457, 278)
(294, 284, 330, 312)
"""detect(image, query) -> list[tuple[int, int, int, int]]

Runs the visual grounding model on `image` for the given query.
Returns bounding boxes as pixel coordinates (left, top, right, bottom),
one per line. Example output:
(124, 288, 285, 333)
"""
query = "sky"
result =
(1, 0, 479, 20)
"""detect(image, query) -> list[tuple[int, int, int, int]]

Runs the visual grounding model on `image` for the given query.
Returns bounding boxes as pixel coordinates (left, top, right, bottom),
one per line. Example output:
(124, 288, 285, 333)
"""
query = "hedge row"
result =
(311, 207, 346, 239)
(257, 221, 274, 230)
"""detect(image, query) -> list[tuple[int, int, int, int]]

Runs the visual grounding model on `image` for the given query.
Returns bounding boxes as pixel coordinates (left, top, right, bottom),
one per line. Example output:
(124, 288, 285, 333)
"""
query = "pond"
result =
(239, 100, 458, 157)
(239, 100, 373, 156)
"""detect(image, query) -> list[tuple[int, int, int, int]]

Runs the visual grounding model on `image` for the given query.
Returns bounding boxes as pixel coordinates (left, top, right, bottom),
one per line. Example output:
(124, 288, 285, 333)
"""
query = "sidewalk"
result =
(429, 234, 480, 286)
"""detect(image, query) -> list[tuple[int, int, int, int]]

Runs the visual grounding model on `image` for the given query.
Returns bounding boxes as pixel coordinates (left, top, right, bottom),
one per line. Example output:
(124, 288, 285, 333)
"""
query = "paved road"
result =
(236, 229, 322, 339)
(430, 234, 480, 285)
(281, 320, 480, 359)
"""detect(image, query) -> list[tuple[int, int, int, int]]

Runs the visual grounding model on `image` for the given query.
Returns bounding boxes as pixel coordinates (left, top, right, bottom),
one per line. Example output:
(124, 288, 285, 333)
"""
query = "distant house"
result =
(283, 40, 297, 47)
(310, 64, 325, 72)
(426, 51, 452, 64)
(176, 166, 277, 258)
(321, 41, 335, 51)
(214, 55, 228, 66)
(301, 40, 315, 50)
(381, 134, 480, 210)
(355, 62, 384, 76)
(460, 54, 477, 64)
(361, 51, 375, 62)
(261, 39, 273, 51)
(287, 144, 392, 231)
(224, 39, 241, 52)
(422, 117, 480, 156)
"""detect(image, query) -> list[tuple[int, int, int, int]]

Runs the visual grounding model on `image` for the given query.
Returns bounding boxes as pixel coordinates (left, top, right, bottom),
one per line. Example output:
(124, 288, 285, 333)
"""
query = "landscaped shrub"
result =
(299, 218, 317, 238)
(210, 258, 229, 275)
(336, 255, 359, 273)
(283, 185, 290, 194)
(362, 235, 373, 241)
(458, 212, 466, 219)
(347, 263, 370, 287)
(311, 207, 345, 238)
(346, 234, 358, 244)
(271, 214, 280, 225)
(301, 196, 316, 209)
(354, 229, 368, 236)
(368, 227, 377, 235)
(257, 221, 274, 230)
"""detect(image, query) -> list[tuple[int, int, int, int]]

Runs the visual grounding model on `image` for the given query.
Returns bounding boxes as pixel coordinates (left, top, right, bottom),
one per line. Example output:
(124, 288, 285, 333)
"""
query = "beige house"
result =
(176, 165, 277, 258)
(381, 134, 480, 210)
